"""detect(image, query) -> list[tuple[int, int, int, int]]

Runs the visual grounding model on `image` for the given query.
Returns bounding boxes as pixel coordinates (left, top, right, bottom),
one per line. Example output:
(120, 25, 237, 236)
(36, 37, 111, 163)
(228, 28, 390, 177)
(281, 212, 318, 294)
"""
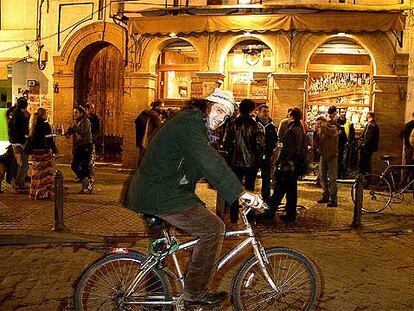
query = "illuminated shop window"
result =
(225, 40, 272, 104)
(306, 39, 373, 131)
(157, 40, 199, 105)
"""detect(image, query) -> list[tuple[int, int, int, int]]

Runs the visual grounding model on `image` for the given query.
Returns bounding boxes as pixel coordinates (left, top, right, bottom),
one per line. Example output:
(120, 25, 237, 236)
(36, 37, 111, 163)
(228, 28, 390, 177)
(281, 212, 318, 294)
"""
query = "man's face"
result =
(155, 103, 164, 113)
(329, 111, 337, 120)
(316, 119, 326, 130)
(207, 103, 231, 131)
(73, 109, 81, 120)
(258, 107, 270, 119)
(339, 109, 346, 119)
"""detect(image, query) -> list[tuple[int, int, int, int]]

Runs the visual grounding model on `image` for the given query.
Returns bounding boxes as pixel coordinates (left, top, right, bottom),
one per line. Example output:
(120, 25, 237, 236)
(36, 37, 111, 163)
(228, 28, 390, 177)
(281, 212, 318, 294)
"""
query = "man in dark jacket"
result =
(255, 104, 278, 200)
(224, 99, 265, 224)
(85, 103, 100, 182)
(257, 108, 305, 223)
(359, 111, 380, 175)
(126, 88, 262, 310)
(8, 97, 30, 192)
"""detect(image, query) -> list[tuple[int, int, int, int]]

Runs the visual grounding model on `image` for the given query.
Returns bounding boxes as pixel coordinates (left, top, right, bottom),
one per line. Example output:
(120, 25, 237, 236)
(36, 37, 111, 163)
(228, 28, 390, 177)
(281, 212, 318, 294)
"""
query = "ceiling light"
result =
(169, 33, 177, 37)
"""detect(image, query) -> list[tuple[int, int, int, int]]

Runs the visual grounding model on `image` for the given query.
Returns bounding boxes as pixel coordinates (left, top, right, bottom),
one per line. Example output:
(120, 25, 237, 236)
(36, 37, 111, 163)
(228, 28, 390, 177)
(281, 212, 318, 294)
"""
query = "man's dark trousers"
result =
(359, 148, 373, 175)
(157, 204, 225, 301)
(267, 170, 298, 220)
(259, 157, 272, 201)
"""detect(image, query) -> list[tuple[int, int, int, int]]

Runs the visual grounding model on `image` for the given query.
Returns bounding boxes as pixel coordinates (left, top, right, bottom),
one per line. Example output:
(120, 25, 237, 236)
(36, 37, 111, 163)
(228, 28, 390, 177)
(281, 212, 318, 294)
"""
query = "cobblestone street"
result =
(1, 165, 414, 310)
(1, 232, 414, 310)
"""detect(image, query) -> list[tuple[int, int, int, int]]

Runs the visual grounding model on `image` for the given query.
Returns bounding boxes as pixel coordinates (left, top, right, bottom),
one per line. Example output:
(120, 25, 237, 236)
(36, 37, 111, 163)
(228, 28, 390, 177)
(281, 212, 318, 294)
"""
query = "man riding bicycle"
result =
(126, 88, 261, 309)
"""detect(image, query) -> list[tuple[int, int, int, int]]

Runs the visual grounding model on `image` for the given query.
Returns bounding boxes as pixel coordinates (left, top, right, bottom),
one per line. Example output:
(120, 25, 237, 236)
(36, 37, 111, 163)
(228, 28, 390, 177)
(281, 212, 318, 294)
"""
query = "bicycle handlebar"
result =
(239, 198, 269, 213)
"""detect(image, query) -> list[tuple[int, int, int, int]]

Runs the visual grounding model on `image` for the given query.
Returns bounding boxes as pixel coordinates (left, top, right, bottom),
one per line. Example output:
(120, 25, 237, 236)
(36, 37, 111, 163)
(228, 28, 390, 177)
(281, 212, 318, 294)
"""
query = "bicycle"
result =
(74, 201, 321, 310)
(351, 155, 414, 213)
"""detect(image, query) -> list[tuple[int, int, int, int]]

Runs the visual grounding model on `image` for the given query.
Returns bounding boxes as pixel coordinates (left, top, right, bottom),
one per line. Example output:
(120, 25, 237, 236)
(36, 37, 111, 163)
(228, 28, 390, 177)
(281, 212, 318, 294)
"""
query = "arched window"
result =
(156, 40, 199, 107)
(306, 38, 373, 131)
(225, 40, 272, 104)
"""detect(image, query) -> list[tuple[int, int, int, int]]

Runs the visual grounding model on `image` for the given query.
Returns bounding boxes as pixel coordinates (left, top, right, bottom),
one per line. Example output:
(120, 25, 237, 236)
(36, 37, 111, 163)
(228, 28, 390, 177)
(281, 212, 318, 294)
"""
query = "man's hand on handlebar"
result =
(238, 191, 263, 209)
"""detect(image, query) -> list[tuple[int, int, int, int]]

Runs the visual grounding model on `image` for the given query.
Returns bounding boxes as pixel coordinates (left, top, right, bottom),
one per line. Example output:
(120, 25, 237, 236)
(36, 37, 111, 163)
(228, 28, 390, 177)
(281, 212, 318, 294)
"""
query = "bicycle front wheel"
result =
(74, 251, 172, 310)
(232, 247, 320, 311)
(351, 174, 392, 213)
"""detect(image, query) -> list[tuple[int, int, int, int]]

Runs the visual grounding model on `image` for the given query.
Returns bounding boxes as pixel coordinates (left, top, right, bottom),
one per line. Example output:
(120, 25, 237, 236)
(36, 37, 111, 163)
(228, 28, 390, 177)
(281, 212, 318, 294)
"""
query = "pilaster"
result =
(123, 72, 158, 168)
(52, 73, 75, 163)
(372, 74, 408, 170)
(270, 73, 308, 124)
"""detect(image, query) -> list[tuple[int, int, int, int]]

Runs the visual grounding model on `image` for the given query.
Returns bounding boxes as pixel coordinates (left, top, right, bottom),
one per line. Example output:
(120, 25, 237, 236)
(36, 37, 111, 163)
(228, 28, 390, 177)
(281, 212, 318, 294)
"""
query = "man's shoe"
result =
(279, 215, 296, 223)
(327, 201, 337, 208)
(317, 197, 329, 204)
(79, 178, 93, 194)
(184, 291, 228, 309)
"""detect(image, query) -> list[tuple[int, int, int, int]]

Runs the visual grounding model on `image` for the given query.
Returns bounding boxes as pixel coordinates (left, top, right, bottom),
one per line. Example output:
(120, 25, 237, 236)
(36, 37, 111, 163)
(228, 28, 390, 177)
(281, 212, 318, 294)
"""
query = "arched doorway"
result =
(225, 39, 272, 104)
(74, 42, 124, 163)
(306, 38, 373, 132)
(156, 40, 199, 112)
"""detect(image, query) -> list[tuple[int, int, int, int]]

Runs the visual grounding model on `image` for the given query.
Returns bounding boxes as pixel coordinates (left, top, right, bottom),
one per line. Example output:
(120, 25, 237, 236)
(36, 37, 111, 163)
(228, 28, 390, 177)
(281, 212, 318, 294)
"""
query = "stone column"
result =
(372, 75, 408, 171)
(122, 72, 158, 168)
(269, 73, 308, 125)
(52, 72, 75, 163)
(192, 72, 226, 98)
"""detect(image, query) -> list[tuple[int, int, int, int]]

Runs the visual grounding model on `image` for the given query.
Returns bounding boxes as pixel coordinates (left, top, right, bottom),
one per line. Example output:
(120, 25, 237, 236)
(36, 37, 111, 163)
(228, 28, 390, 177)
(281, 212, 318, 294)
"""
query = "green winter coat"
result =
(126, 109, 243, 215)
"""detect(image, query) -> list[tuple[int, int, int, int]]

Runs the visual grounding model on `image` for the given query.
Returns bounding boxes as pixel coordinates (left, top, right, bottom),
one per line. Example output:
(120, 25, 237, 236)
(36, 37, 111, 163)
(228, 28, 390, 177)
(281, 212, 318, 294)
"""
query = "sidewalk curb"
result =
(0, 232, 105, 245)
(1, 225, 413, 246)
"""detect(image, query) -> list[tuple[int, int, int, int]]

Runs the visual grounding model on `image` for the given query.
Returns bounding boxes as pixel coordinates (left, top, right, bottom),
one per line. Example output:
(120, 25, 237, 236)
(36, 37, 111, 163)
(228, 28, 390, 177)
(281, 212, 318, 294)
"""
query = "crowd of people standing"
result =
(4, 96, 100, 198)
(3, 89, 413, 212)
(131, 94, 390, 223)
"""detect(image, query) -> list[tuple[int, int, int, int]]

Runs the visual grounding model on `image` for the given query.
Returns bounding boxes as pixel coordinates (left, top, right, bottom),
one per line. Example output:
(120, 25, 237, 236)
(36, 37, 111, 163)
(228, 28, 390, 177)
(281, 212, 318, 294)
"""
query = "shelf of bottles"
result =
(306, 72, 371, 131)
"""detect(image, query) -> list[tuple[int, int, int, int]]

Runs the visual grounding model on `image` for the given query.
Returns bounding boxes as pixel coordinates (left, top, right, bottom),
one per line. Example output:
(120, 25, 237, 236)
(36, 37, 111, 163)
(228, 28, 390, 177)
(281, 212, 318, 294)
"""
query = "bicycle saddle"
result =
(143, 214, 168, 238)
(380, 155, 395, 162)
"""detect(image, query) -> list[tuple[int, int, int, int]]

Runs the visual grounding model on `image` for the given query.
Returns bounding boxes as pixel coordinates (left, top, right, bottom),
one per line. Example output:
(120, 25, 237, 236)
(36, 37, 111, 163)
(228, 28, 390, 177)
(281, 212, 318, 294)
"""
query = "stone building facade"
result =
(0, 1, 413, 171)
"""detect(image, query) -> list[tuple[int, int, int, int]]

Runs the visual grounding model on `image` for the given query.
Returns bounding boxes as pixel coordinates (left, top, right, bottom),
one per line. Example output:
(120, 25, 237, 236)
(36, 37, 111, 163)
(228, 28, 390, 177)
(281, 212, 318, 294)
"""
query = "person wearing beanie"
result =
(126, 88, 262, 310)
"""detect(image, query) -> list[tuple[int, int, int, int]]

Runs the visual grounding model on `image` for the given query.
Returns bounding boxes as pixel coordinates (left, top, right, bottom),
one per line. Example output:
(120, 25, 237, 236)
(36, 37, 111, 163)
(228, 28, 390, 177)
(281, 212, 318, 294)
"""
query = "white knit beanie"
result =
(205, 88, 236, 115)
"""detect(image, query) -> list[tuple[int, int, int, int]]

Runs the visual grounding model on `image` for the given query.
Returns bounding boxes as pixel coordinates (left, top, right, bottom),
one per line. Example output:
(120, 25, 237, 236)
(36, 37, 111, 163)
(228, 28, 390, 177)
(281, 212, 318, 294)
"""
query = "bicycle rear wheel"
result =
(351, 174, 392, 213)
(231, 247, 320, 311)
(74, 251, 172, 310)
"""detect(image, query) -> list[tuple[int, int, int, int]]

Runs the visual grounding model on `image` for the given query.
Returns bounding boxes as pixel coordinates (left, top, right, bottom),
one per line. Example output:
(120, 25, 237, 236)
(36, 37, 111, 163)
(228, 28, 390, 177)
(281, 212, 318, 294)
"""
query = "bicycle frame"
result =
(381, 164, 414, 194)
(125, 206, 280, 306)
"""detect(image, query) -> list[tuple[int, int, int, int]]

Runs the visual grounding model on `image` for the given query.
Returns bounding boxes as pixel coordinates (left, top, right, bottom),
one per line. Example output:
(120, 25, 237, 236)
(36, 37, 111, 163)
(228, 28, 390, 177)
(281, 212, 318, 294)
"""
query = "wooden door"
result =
(76, 43, 124, 163)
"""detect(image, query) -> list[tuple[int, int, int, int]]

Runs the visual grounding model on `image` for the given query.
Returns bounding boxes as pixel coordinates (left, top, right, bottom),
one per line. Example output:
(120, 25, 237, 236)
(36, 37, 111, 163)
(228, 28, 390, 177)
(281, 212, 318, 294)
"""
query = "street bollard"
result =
(351, 174, 364, 229)
(53, 170, 65, 231)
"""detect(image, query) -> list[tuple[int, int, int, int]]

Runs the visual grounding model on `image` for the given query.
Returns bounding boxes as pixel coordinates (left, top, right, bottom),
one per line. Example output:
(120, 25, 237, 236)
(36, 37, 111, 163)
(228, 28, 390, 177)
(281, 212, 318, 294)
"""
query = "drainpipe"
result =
(36, 0, 46, 70)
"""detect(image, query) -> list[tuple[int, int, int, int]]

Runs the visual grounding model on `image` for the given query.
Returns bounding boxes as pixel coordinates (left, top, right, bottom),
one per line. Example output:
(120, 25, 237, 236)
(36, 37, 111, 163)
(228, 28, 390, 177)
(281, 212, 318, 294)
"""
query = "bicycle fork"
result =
(251, 238, 281, 293)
